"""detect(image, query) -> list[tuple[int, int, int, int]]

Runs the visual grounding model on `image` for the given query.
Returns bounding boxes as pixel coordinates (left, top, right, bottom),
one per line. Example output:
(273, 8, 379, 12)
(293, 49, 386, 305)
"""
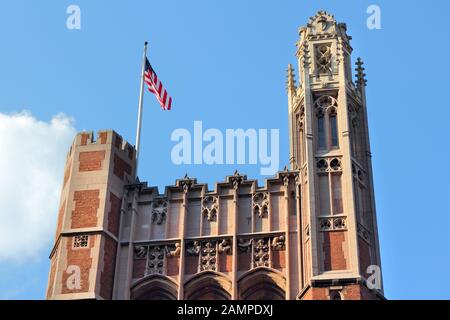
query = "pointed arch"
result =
(184, 271, 232, 300)
(238, 267, 286, 300)
(130, 274, 178, 300)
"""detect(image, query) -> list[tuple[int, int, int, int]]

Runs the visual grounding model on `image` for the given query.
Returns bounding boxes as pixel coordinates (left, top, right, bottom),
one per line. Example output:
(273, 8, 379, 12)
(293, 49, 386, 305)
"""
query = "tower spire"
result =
(286, 64, 296, 93)
(355, 57, 367, 89)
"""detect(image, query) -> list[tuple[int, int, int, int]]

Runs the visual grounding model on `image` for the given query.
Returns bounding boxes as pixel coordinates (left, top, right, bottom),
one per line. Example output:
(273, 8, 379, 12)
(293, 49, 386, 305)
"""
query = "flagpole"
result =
(135, 41, 148, 179)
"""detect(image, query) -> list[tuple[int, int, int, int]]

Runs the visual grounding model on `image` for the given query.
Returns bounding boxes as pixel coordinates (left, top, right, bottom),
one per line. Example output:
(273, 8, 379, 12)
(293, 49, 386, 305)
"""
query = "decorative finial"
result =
(234, 169, 239, 176)
(355, 57, 367, 88)
(183, 173, 189, 179)
(286, 64, 296, 92)
(283, 165, 289, 172)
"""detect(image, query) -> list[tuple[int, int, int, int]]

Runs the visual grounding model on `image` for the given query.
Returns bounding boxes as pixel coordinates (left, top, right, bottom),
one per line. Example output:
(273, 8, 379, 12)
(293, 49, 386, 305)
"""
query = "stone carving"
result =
(271, 235, 285, 251)
(355, 57, 367, 89)
(146, 246, 164, 275)
(253, 238, 270, 268)
(298, 41, 311, 68)
(218, 239, 232, 254)
(186, 241, 201, 256)
(282, 174, 290, 187)
(316, 157, 342, 173)
(286, 63, 296, 92)
(319, 217, 347, 231)
(178, 174, 195, 193)
(151, 198, 167, 225)
(238, 238, 253, 252)
(134, 245, 148, 259)
(202, 196, 218, 222)
(229, 170, 245, 189)
(165, 243, 181, 257)
(295, 172, 301, 186)
(316, 44, 332, 75)
(314, 95, 338, 114)
(200, 241, 217, 271)
(253, 192, 269, 218)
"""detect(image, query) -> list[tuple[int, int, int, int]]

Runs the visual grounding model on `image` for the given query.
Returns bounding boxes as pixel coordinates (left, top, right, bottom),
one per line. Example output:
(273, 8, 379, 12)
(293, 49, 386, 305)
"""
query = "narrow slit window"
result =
(318, 175, 330, 216)
(331, 174, 343, 214)
(330, 113, 338, 147)
(318, 115, 326, 149)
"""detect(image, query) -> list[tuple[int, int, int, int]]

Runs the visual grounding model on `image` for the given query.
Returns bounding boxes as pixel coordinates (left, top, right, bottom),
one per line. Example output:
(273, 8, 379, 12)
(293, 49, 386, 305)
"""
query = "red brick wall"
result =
(185, 256, 199, 274)
(219, 253, 232, 273)
(81, 133, 90, 146)
(301, 284, 380, 300)
(108, 193, 121, 237)
(99, 132, 107, 144)
(62, 235, 96, 294)
(113, 154, 131, 180)
(79, 151, 106, 172)
(322, 231, 347, 271)
(272, 250, 286, 269)
(133, 259, 146, 278)
(71, 190, 100, 229)
(100, 237, 117, 299)
(238, 251, 251, 271)
(167, 256, 179, 276)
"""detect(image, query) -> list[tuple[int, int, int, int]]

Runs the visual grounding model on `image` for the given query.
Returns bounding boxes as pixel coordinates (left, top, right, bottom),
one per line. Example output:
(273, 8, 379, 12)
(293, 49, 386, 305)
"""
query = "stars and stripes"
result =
(144, 58, 172, 110)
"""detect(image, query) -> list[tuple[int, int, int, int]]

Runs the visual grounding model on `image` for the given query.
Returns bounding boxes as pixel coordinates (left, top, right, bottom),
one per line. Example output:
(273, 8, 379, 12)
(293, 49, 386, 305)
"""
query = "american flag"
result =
(144, 58, 172, 110)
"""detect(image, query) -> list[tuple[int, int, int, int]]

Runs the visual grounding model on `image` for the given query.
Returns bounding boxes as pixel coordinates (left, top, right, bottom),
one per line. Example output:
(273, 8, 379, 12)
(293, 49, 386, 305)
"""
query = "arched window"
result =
(314, 95, 339, 151)
(317, 110, 326, 149)
(329, 108, 339, 148)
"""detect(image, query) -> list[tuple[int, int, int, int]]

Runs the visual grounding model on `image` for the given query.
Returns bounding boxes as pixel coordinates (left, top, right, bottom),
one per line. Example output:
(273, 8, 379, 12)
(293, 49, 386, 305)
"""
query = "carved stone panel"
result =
(202, 196, 218, 222)
(319, 216, 347, 231)
(253, 192, 269, 218)
(218, 239, 232, 254)
(133, 242, 180, 277)
(186, 241, 201, 256)
(147, 246, 164, 275)
(253, 238, 270, 268)
(200, 241, 217, 271)
(151, 198, 167, 225)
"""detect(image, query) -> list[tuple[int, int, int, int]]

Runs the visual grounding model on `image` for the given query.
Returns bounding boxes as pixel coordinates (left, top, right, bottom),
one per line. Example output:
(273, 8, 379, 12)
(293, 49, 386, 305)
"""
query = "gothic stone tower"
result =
(286, 10, 383, 299)
(46, 11, 383, 300)
(46, 131, 136, 299)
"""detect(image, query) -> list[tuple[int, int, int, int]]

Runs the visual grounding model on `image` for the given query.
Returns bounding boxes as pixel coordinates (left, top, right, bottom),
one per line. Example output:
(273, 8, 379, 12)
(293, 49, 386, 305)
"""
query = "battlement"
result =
(66, 130, 136, 162)
(135, 169, 300, 199)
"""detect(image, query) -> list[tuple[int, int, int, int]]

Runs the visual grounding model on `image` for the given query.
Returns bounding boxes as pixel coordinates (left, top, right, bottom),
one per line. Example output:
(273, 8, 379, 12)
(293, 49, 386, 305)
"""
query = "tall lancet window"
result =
(317, 110, 326, 149)
(315, 95, 339, 151)
(329, 108, 339, 148)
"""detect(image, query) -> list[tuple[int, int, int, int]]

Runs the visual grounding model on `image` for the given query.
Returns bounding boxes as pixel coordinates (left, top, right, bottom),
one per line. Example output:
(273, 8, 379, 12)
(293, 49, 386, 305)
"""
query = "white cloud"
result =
(0, 111, 76, 262)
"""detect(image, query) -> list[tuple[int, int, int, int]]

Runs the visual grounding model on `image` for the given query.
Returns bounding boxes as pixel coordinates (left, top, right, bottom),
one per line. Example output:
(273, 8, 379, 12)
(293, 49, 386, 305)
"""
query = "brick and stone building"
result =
(46, 11, 384, 300)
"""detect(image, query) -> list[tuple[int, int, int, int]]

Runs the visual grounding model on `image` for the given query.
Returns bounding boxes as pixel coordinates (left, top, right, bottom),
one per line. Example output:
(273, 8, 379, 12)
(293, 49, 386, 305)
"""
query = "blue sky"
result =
(0, 0, 449, 299)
